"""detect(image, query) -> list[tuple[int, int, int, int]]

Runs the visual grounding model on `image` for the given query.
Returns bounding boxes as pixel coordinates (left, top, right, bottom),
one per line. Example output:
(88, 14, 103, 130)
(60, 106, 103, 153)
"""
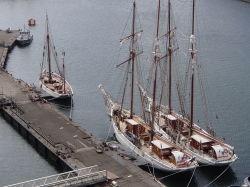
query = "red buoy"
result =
(28, 19, 36, 26)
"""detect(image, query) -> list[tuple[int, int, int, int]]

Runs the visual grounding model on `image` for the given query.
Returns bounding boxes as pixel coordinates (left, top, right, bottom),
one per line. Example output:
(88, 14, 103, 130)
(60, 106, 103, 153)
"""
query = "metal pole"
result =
(10, 90, 13, 107)
(1, 84, 3, 99)
(116, 150, 122, 178)
(127, 175, 132, 187)
(70, 96, 72, 120)
(60, 127, 63, 145)
(73, 135, 77, 150)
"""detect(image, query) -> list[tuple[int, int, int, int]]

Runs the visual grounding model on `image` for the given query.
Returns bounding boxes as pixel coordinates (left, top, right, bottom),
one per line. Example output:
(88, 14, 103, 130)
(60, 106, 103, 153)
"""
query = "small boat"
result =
(16, 25, 33, 45)
(99, 1, 198, 172)
(39, 14, 73, 99)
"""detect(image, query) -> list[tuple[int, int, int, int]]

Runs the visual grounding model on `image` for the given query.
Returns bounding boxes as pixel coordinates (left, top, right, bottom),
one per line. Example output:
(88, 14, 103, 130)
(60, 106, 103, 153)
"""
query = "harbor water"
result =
(0, 0, 250, 186)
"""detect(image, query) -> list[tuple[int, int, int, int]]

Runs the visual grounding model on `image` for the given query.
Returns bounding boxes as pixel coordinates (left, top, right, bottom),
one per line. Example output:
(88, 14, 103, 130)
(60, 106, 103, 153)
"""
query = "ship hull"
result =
(39, 72, 73, 99)
(40, 81, 72, 99)
(154, 122, 238, 166)
(16, 35, 33, 45)
(111, 119, 196, 172)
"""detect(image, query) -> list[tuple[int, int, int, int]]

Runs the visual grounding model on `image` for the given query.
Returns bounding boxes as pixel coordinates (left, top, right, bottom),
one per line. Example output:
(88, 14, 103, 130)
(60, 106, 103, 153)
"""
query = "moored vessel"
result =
(39, 14, 73, 99)
(138, 0, 238, 166)
(16, 25, 33, 46)
(99, 1, 198, 172)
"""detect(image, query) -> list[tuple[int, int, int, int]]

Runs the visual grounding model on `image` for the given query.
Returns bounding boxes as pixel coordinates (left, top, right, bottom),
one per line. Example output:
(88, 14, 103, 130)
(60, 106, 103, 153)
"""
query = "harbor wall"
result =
(0, 106, 70, 172)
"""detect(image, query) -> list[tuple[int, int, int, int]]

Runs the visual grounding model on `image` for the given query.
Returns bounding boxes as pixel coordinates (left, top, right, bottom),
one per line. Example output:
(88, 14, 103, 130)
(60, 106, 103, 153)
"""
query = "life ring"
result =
(224, 149, 228, 153)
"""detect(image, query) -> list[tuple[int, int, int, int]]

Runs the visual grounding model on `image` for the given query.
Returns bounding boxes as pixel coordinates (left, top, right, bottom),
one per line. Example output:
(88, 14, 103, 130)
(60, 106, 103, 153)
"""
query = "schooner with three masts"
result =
(138, 0, 238, 166)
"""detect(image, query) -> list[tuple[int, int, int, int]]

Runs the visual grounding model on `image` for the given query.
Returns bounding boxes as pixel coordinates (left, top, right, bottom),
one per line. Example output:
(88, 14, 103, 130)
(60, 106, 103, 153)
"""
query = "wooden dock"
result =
(0, 31, 164, 187)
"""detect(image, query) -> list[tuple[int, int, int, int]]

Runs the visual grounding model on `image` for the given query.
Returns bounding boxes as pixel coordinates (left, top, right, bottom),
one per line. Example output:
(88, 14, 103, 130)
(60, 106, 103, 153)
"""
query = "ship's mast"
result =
(116, 2, 143, 119)
(151, 0, 161, 140)
(168, 0, 172, 113)
(62, 49, 66, 94)
(190, 0, 196, 136)
(116, 1, 143, 119)
(46, 14, 52, 83)
(130, 1, 136, 119)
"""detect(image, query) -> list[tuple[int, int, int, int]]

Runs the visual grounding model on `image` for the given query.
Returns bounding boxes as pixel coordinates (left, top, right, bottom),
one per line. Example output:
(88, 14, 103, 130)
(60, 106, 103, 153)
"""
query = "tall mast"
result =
(151, 0, 161, 140)
(116, 1, 143, 119)
(46, 14, 52, 83)
(130, 1, 136, 119)
(190, 0, 196, 136)
(168, 0, 172, 113)
(62, 49, 66, 94)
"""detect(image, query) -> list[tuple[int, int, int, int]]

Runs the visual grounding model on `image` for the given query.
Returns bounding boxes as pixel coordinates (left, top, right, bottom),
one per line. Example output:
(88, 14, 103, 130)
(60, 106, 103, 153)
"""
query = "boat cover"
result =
(172, 151, 184, 162)
(162, 114, 177, 120)
(151, 140, 173, 149)
(211, 144, 225, 156)
(191, 134, 212, 143)
(125, 119, 139, 126)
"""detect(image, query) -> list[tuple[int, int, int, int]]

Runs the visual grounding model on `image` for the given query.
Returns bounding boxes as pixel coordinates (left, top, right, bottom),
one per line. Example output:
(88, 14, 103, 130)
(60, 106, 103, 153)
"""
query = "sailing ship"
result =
(99, 1, 198, 172)
(39, 14, 73, 99)
(138, 0, 238, 166)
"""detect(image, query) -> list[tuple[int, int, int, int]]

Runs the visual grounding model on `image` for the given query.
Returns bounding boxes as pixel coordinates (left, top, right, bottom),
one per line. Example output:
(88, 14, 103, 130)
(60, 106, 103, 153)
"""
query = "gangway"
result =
(4, 165, 108, 187)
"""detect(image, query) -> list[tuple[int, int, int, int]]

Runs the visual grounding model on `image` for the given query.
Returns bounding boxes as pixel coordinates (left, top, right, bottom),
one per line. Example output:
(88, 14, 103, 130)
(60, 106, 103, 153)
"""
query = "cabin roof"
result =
(151, 140, 173, 149)
(162, 114, 177, 121)
(191, 134, 212, 143)
(124, 119, 138, 126)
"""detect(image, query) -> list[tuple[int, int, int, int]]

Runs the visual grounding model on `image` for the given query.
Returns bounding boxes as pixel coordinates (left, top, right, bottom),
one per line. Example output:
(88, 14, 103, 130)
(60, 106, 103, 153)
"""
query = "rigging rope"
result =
(157, 168, 189, 181)
(187, 166, 197, 187)
(146, 162, 155, 179)
(177, 29, 190, 41)
(204, 163, 232, 187)
(120, 6, 133, 44)
(104, 120, 113, 142)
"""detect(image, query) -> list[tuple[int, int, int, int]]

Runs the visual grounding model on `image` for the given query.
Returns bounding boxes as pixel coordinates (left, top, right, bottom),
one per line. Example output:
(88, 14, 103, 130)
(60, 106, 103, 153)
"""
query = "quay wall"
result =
(0, 106, 69, 172)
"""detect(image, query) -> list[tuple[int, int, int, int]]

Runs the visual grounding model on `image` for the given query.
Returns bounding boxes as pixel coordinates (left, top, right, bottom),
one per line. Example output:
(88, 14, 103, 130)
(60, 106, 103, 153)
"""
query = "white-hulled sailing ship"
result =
(40, 14, 73, 99)
(99, 1, 198, 172)
(138, 0, 238, 166)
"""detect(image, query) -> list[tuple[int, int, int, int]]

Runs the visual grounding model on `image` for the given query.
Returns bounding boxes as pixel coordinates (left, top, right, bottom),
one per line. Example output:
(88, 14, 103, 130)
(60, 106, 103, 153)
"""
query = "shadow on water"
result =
(48, 97, 73, 115)
(50, 97, 73, 107)
(33, 144, 64, 173)
(195, 165, 238, 187)
(16, 43, 32, 48)
(139, 164, 238, 187)
(139, 165, 199, 187)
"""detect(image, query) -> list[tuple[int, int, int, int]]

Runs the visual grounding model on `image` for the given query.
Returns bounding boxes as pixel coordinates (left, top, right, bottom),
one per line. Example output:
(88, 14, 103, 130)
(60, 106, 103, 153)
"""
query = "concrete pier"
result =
(0, 70, 164, 187)
(0, 33, 164, 187)
(0, 30, 19, 68)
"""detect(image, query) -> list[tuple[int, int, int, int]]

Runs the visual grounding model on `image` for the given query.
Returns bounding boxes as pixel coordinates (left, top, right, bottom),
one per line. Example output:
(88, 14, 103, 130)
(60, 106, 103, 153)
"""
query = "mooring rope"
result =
(204, 163, 232, 187)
